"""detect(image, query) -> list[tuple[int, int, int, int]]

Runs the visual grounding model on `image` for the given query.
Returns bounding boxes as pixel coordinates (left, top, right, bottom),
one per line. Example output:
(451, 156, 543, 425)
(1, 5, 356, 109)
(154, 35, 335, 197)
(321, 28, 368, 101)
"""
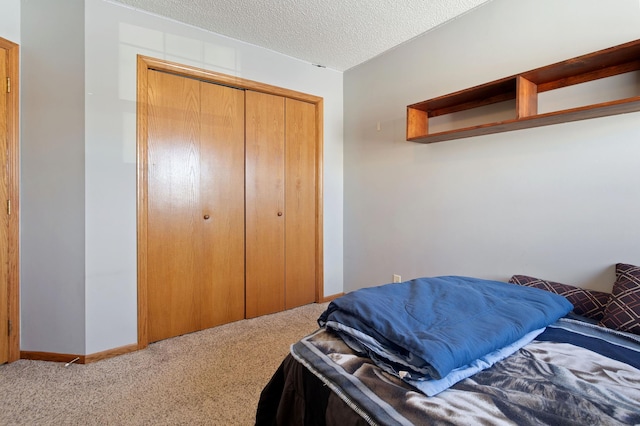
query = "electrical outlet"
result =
(393, 274, 402, 283)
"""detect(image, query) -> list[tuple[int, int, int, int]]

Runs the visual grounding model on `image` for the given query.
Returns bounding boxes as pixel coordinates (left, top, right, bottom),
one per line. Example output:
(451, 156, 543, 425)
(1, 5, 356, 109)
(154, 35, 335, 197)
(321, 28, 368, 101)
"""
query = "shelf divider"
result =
(516, 76, 537, 119)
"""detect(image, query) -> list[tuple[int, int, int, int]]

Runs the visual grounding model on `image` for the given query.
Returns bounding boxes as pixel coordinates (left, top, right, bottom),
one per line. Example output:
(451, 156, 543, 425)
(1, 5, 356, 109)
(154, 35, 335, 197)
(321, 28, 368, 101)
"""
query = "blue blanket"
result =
(318, 276, 573, 381)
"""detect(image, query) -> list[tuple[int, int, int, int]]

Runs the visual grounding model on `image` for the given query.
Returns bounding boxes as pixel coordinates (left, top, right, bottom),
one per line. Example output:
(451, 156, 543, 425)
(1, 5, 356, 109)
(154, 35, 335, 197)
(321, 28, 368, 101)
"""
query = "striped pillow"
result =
(508, 275, 610, 321)
(599, 263, 640, 335)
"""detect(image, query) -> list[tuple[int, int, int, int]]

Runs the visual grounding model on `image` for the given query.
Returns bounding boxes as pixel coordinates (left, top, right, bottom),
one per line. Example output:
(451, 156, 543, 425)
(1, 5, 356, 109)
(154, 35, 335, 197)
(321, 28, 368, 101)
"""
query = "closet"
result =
(245, 91, 317, 318)
(146, 70, 246, 343)
(138, 57, 322, 345)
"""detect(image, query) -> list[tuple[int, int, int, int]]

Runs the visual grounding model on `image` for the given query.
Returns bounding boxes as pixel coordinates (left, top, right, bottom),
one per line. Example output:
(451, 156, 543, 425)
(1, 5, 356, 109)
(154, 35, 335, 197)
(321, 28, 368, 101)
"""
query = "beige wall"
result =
(21, 0, 86, 354)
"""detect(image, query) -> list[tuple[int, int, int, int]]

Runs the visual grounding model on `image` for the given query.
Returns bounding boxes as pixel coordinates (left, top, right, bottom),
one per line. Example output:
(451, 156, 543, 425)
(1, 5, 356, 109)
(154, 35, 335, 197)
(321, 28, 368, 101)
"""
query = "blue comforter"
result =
(318, 276, 573, 381)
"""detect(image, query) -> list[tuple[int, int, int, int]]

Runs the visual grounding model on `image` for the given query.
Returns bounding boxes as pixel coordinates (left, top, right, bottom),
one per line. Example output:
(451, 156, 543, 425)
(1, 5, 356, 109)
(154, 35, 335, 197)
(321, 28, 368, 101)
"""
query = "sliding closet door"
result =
(284, 98, 316, 309)
(146, 70, 245, 343)
(245, 90, 286, 318)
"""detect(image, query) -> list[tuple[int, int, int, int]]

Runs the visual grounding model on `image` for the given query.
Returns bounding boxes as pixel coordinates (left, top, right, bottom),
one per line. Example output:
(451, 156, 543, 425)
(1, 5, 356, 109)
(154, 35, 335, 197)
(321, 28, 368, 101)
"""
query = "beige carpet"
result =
(0, 302, 328, 425)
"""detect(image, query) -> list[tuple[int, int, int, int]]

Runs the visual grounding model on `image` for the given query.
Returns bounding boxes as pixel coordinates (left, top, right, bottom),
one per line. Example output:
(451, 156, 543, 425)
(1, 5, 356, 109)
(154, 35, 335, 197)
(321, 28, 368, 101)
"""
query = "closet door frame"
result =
(0, 37, 19, 363)
(136, 56, 324, 349)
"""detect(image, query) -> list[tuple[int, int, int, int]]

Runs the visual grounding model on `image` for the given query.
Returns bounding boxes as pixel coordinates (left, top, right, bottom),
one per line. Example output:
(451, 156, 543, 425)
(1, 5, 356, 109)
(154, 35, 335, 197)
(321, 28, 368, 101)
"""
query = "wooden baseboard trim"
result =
(85, 343, 140, 364)
(21, 343, 140, 365)
(21, 351, 86, 364)
(319, 292, 344, 303)
(19, 295, 343, 364)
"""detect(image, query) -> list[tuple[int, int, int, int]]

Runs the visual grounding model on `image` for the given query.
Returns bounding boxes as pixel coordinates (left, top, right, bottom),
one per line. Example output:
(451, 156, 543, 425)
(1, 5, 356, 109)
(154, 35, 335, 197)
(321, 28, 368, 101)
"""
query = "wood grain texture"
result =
(20, 351, 86, 364)
(4, 39, 19, 363)
(0, 47, 8, 364)
(407, 39, 640, 144)
(406, 107, 428, 140)
(147, 70, 202, 342)
(139, 56, 321, 104)
(146, 74, 246, 342)
(314, 100, 324, 303)
(516, 76, 537, 119)
(0, 37, 19, 363)
(21, 343, 138, 365)
(137, 56, 324, 345)
(245, 90, 286, 318)
(534, 59, 640, 93)
(409, 77, 516, 117)
(408, 97, 640, 143)
(136, 56, 149, 348)
(285, 98, 316, 309)
(83, 343, 139, 364)
(199, 81, 245, 328)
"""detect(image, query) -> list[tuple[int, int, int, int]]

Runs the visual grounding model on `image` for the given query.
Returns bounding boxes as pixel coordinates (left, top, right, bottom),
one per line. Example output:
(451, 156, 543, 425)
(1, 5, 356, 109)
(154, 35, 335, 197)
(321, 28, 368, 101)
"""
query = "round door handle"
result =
(203, 215, 210, 220)
(277, 212, 283, 216)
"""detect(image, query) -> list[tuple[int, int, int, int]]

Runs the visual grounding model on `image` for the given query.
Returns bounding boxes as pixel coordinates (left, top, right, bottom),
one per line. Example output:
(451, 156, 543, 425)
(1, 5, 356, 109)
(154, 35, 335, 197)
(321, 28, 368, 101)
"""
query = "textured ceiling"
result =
(110, 0, 492, 71)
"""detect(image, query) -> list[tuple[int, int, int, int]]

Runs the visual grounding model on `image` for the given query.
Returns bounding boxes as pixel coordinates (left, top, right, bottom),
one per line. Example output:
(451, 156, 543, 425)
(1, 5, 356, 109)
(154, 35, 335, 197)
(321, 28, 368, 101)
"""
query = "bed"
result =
(256, 264, 640, 425)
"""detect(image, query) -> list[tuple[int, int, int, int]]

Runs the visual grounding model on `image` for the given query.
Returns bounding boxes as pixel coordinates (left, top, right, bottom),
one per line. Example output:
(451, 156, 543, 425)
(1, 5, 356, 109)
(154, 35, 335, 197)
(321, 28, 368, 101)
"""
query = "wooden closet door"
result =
(0, 47, 8, 364)
(147, 70, 202, 342)
(146, 70, 244, 342)
(199, 81, 245, 329)
(285, 98, 316, 309)
(245, 91, 286, 318)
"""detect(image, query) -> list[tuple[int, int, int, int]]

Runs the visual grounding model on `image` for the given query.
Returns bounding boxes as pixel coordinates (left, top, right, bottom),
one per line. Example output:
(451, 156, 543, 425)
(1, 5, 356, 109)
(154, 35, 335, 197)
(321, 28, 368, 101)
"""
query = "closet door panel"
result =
(147, 70, 202, 342)
(285, 99, 317, 309)
(199, 82, 246, 328)
(245, 90, 285, 318)
(0, 48, 8, 363)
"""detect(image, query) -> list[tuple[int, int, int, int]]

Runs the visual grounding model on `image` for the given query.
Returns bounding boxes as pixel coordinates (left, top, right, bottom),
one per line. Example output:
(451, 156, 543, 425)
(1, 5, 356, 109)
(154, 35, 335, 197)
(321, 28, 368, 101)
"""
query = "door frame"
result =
(136, 56, 324, 349)
(0, 37, 20, 363)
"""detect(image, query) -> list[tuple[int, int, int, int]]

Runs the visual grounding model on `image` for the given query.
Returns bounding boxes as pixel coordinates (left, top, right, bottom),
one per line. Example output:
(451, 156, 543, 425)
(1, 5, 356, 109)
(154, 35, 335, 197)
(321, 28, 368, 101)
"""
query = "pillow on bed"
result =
(508, 275, 610, 321)
(599, 263, 640, 336)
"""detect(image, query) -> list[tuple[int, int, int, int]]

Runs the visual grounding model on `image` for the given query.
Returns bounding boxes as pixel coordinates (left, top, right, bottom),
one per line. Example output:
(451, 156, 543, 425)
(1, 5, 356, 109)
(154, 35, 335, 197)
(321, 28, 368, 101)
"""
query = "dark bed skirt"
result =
(256, 354, 369, 426)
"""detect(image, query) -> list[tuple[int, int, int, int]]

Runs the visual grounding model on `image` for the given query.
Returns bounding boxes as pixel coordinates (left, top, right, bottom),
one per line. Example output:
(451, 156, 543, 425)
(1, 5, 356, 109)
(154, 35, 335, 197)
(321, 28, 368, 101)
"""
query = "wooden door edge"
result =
(315, 100, 325, 303)
(136, 56, 150, 349)
(0, 37, 20, 362)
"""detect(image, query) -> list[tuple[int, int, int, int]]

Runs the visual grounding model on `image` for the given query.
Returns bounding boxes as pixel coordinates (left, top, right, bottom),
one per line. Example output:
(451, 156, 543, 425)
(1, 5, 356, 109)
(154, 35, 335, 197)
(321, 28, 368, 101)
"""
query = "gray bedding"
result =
(288, 318, 640, 425)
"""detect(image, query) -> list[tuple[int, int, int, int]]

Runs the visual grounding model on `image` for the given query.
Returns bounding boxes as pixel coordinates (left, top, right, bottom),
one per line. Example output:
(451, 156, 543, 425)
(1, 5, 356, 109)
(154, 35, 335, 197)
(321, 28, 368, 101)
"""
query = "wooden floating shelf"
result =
(407, 39, 640, 144)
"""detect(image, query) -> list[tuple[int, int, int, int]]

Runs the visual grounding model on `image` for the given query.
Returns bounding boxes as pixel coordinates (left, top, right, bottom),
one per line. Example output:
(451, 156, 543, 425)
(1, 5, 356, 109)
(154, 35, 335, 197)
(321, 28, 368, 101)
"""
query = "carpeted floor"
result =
(0, 302, 328, 425)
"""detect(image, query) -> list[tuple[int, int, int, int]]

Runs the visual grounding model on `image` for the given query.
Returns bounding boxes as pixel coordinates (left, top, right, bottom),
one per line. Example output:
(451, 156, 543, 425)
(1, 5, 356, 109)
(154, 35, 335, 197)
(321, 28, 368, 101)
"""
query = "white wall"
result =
(0, 0, 20, 42)
(343, 0, 640, 293)
(21, 0, 86, 354)
(84, 0, 343, 354)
